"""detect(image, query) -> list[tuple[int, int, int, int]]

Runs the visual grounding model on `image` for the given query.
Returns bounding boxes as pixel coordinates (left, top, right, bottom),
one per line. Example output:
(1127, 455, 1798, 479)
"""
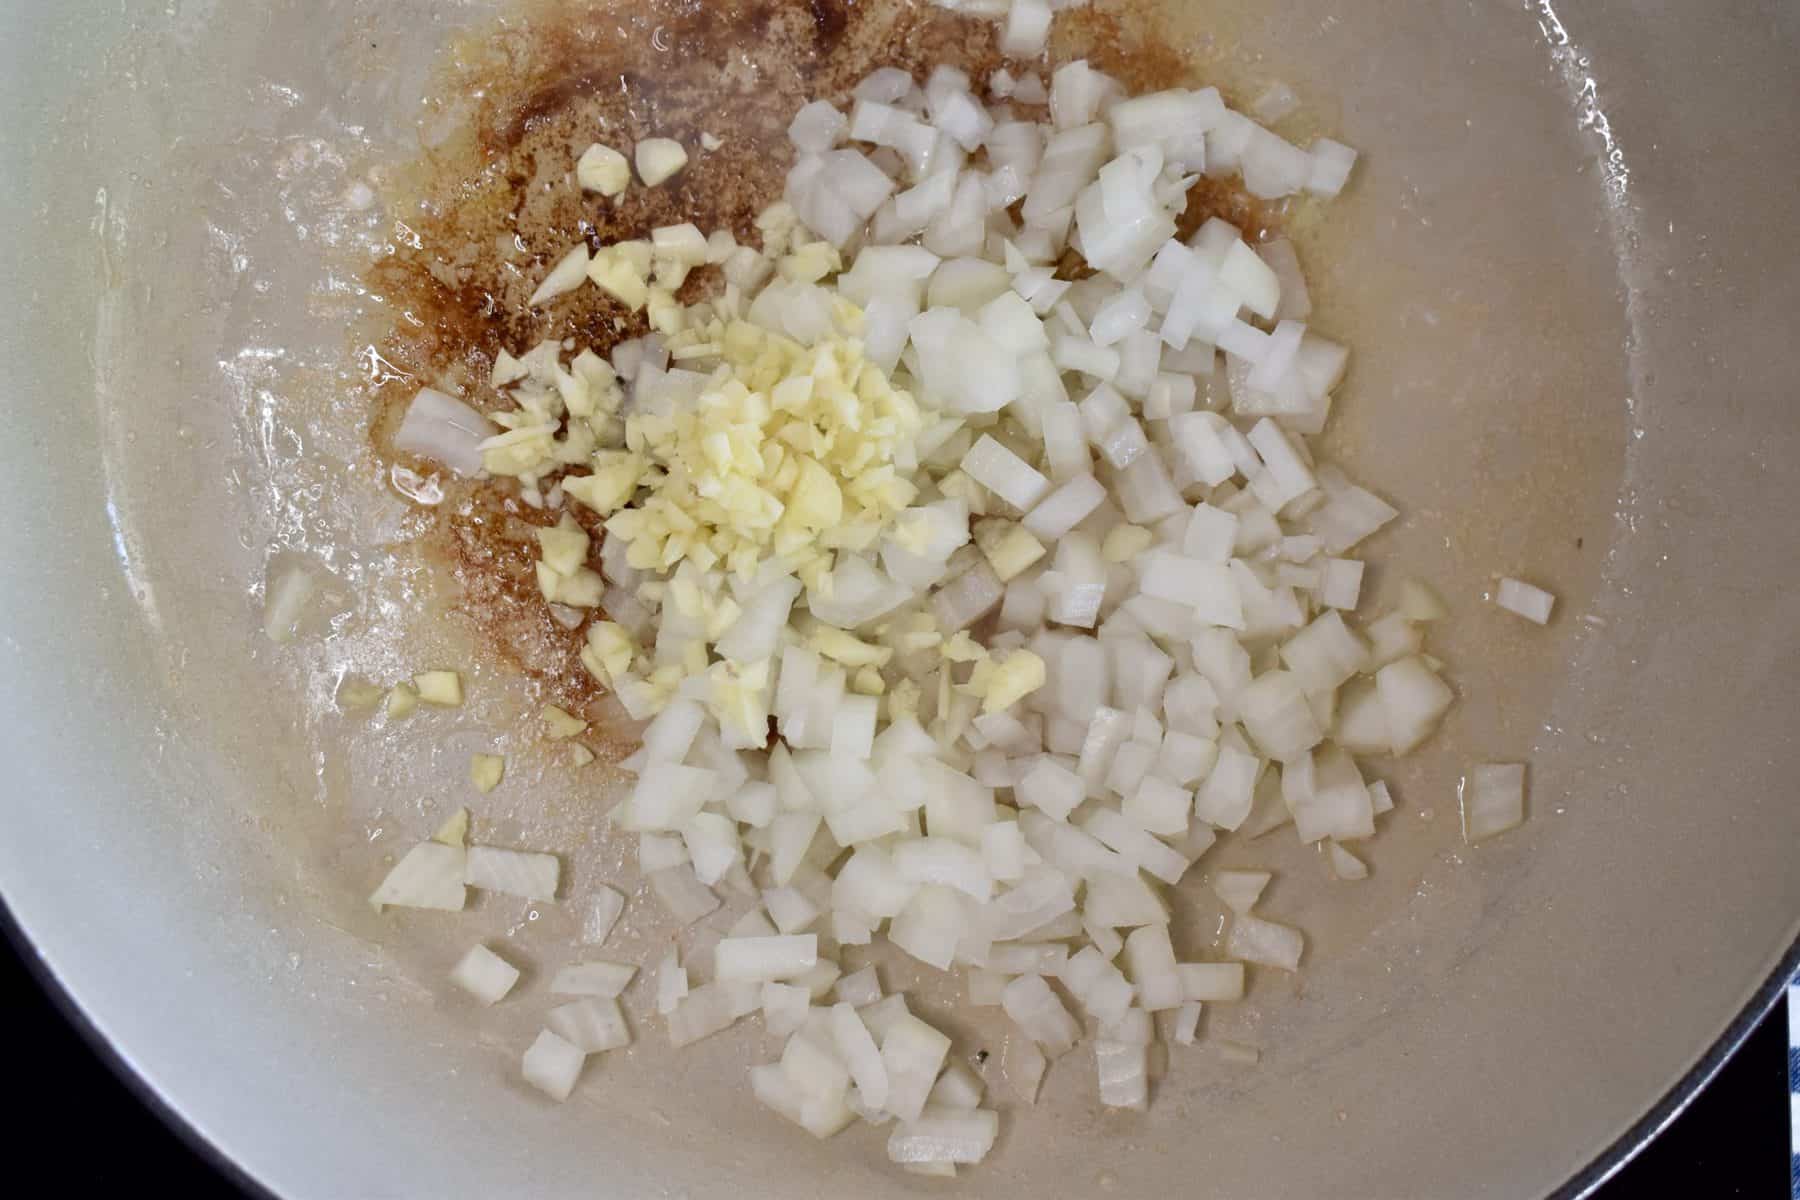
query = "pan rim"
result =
(1552, 930, 1800, 1197)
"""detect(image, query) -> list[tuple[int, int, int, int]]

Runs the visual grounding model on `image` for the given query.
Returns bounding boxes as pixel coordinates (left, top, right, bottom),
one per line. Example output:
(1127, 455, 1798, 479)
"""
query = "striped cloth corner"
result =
(1790, 983, 1799, 1197)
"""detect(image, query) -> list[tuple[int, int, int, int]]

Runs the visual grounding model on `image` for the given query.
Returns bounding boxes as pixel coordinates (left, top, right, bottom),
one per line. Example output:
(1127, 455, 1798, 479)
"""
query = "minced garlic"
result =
(414, 670, 465, 707)
(577, 143, 631, 197)
(470, 754, 505, 794)
(587, 318, 925, 582)
(542, 705, 589, 740)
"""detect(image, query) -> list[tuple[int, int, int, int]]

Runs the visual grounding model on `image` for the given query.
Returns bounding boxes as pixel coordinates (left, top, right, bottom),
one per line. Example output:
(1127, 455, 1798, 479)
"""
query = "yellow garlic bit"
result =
(968, 649, 1047, 715)
(570, 308, 922, 584)
(580, 622, 635, 687)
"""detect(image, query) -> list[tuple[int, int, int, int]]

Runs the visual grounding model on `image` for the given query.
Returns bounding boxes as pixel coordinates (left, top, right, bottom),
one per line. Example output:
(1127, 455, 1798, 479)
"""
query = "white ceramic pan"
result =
(1, 1, 1797, 1196)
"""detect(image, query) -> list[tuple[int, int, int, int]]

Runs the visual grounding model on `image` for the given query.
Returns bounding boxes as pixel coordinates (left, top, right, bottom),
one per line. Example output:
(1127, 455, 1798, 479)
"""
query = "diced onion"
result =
(648, 864, 721, 926)
(887, 1106, 1000, 1165)
(999, 0, 1053, 58)
(450, 945, 520, 1006)
(1495, 577, 1556, 625)
(464, 846, 560, 901)
(546, 997, 632, 1052)
(393, 387, 496, 477)
(550, 960, 636, 997)
(716, 934, 820, 983)
(1001, 974, 1080, 1056)
(522, 1030, 585, 1101)
(881, 1013, 953, 1122)
(1461, 762, 1527, 843)
(1178, 961, 1245, 1002)
(581, 886, 626, 945)
(369, 842, 467, 912)
(1227, 913, 1304, 971)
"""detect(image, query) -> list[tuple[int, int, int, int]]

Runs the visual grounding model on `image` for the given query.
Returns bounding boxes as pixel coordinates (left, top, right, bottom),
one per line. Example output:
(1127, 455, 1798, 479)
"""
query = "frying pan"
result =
(2, 1, 1797, 1197)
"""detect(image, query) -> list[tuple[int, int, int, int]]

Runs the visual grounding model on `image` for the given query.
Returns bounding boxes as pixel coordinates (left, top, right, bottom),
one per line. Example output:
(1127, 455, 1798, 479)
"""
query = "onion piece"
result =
(893, 838, 996, 901)
(1375, 656, 1455, 755)
(1194, 744, 1263, 830)
(1000, 1024, 1048, 1102)
(1017, 756, 1085, 821)
(1281, 611, 1369, 695)
(1320, 558, 1365, 611)
(1023, 473, 1106, 540)
(464, 846, 560, 902)
(1495, 577, 1556, 625)
(762, 982, 811, 1037)
(550, 960, 636, 998)
(1082, 809, 1188, 885)
(764, 885, 822, 935)
(930, 1061, 985, 1111)
(856, 67, 916, 103)
(1049, 60, 1117, 130)
(1001, 973, 1081, 1056)
(370, 842, 467, 912)
(1227, 913, 1304, 971)
(881, 1013, 953, 1123)
(1122, 775, 1192, 836)
(962, 435, 1051, 511)
(1258, 238, 1311, 321)
(450, 945, 521, 1006)
(789, 100, 849, 153)
(1461, 762, 1527, 843)
(715, 935, 820, 983)
(581, 886, 626, 945)
(830, 1002, 891, 1112)
(546, 997, 632, 1053)
(932, 560, 1006, 633)
(1107, 88, 1221, 170)
(1122, 925, 1184, 1010)
(648, 864, 721, 926)
(1023, 123, 1110, 223)
(1169, 1001, 1203, 1045)
(393, 387, 496, 477)
(888, 1106, 1001, 1166)
(1095, 1039, 1149, 1110)
(834, 965, 883, 1009)
(1305, 468, 1399, 553)
(1211, 870, 1270, 915)
(889, 884, 967, 971)
(1237, 670, 1323, 763)
(1061, 945, 1134, 1026)
(522, 1030, 586, 1101)
(1000, 0, 1053, 58)
(1328, 841, 1369, 881)
(1306, 138, 1358, 197)
(1178, 961, 1245, 1002)
(667, 982, 745, 1047)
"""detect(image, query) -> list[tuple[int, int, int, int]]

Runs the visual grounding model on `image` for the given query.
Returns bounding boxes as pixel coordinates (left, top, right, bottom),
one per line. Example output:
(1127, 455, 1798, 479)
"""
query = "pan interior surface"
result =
(0, 2, 1796, 1197)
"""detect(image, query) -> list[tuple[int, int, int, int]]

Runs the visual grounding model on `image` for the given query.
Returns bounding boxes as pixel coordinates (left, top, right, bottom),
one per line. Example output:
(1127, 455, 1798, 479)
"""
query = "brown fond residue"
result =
(358, 0, 1278, 727)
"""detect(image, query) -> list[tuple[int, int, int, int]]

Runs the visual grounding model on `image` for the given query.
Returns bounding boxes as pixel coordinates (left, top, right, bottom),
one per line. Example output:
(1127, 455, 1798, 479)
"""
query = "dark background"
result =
(2, 921, 1787, 1197)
